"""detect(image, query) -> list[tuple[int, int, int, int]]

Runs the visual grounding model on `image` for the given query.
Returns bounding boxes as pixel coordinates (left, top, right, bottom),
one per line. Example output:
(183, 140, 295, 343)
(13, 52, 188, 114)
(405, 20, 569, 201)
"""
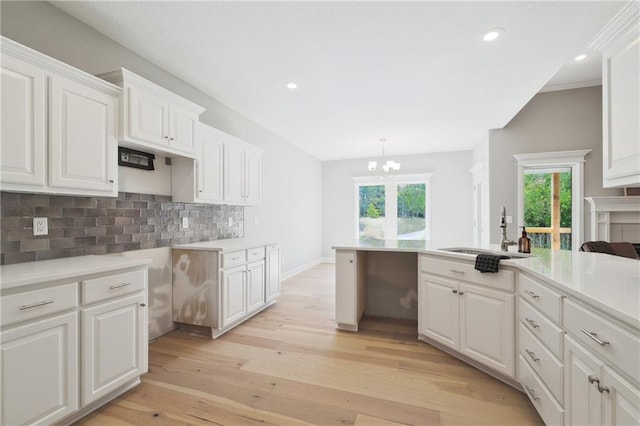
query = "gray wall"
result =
(1, 1, 323, 274)
(322, 150, 474, 258)
(488, 86, 623, 244)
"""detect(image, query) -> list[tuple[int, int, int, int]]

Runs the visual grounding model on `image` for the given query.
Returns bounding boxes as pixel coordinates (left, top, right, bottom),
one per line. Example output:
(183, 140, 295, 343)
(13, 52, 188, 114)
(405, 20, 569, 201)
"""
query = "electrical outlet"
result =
(33, 217, 48, 236)
(228, 217, 233, 226)
(182, 217, 189, 229)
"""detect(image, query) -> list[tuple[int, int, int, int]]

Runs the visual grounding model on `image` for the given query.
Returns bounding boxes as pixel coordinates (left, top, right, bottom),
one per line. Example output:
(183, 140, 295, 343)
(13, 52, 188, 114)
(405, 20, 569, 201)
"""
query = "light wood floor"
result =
(78, 263, 543, 425)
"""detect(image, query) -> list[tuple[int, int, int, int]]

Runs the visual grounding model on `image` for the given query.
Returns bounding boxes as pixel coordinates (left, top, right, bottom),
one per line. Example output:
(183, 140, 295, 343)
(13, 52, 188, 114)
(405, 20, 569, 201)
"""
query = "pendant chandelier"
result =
(368, 138, 401, 175)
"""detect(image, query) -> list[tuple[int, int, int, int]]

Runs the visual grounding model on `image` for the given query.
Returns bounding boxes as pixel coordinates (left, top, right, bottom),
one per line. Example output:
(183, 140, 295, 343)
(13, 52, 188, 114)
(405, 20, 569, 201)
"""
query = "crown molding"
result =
(539, 80, 602, 94)
(1, 36, 121, 96)
(590, 1, 639, 51)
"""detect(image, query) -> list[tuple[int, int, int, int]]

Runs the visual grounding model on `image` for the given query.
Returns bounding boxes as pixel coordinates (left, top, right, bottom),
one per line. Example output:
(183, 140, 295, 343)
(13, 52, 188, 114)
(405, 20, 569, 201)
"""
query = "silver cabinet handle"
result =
(588, 375, 600, 385)
(109, 179, 114, 183)
(524, 290, 540, 299)
(170, 137, 174, 141)
(525, 318, 540, 329)
(581, 329, 610, 346)
(164, 136, 169, 139)
(140, 303, 146, 307)
(525, 349, 540, 362)
(597, 384, 610, 393)
(109, 282, 132, 290)
(459, 291, 464, 295)
(525, 385, 540, 401)
(452, 289, 458, 294)
(19, 300, 54, 310)
(449, 269, 465, 275)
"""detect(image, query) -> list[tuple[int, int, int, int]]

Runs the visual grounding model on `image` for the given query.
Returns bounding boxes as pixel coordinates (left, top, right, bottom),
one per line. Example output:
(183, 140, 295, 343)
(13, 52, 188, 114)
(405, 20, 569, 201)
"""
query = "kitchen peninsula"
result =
(333, 239, 640, 426)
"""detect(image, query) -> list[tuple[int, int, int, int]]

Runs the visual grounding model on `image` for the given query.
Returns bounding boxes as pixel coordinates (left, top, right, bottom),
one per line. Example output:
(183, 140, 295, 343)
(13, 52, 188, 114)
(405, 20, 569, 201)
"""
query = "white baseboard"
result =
(282, 258, 324, 280)
(320, 257, 335, 264)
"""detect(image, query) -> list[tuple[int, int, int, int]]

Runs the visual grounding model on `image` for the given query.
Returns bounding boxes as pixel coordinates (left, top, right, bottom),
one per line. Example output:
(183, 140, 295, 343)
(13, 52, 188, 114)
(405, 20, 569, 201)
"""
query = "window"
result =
(523, 168, 572, 250)
(515, 150, 590, 251)
(354, 174, 432, 240)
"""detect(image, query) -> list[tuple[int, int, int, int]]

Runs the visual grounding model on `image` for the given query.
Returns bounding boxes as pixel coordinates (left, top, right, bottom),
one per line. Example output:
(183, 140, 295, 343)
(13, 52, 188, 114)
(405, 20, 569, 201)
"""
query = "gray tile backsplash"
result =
(1, 192, 243, 265)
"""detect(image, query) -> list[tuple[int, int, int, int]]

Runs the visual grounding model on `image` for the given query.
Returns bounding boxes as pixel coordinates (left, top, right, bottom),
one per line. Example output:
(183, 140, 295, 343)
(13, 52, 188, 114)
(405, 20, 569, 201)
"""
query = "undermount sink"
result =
(439, 247, 533, 259)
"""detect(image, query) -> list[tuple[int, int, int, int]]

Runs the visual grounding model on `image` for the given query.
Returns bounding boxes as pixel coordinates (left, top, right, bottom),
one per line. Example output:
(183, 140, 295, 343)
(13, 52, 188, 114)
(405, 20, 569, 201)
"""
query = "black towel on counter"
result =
(474, 254, 510, 273)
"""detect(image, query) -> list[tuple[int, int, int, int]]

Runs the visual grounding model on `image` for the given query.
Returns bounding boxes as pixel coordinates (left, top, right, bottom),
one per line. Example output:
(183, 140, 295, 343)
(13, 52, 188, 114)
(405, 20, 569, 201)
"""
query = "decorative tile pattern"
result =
(1, 192, 243, 265)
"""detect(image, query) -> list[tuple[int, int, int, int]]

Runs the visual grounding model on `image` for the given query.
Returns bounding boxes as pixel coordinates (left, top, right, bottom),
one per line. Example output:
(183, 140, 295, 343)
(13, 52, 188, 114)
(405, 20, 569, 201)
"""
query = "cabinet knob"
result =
(140, 303, 146, 307)
(452, 289, 458, 294)
(170, 137, 174, 141)
(597, 384, 610, 394)
(109, 179, 114, 183)
(458, 291, 464, 295)
(164, 136, 169, 139)
(349, 260, 353, 263)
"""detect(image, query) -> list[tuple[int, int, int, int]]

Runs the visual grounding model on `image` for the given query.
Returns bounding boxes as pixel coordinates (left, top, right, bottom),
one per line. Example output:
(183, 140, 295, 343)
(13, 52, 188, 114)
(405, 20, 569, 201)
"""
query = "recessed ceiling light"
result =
(286, 82, 298, 90)
(574, 54, 587, 61)
(482, 28, 505, 42)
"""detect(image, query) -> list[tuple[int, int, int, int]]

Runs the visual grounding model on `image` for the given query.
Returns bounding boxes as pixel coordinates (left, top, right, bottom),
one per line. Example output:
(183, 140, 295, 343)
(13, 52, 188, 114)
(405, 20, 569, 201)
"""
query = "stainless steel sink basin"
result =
(439, 247, 533, 259)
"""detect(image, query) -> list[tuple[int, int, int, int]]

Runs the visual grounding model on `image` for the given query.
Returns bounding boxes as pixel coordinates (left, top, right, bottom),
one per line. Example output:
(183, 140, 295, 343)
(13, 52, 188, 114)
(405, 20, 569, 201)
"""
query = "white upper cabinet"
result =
(0, 37, 120, 196)
(595, 3, 640, 188)
(98, 68, 205, 158)
(0, 55, 46, 187)
(224, 137, 262, 206)
(49, 74, 117, 193)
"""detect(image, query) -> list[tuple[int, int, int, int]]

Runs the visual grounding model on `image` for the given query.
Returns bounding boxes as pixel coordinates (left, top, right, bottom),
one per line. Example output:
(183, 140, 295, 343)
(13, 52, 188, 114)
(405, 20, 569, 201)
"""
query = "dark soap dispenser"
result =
(518, 227, 531, 253)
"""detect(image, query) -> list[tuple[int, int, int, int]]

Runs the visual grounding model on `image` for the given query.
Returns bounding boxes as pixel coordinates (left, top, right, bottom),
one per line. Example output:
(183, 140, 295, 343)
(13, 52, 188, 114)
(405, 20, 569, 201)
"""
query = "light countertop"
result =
(0, 255, 151, 291)
(172, 238, 279, 252)
(332, 239, 640, 329)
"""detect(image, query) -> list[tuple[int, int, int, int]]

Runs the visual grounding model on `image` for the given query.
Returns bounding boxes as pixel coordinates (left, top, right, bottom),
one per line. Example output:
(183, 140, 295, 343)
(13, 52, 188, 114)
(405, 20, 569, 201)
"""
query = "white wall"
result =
(1, 1, 323, 274)
(322, 150, 474, 258)
(487, 86, 623, 244)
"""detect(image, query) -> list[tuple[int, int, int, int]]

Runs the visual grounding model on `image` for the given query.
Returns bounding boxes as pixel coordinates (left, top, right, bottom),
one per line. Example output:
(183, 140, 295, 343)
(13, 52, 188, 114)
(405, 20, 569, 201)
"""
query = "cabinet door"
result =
(1, 312, 78, 426)
(169, 105, 198, 155)
(49, 75, 117, 195)
(0, 55, 46, 188)
(419, 274, 459, 350)
(602, 21, 640, 187)
(335, 251, 357, 328)
(223, 141, 245, 204)
(244, 148, 262, 205)
(603, 367, 640, 426)
(266, 245, 281, 303)
(459, 283, 515, 378)
(197, 125, 224, 203)
(82, 293, 146, 405)
(565, 336, 605, 426)
(246, 260, 266, 313)
(128, 86, 169, 146)
(222, 266, 246, 327)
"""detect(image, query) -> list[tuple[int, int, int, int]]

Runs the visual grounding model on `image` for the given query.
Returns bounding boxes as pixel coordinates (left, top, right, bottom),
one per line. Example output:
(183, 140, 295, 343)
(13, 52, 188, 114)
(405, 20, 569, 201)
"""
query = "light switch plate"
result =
(33, 217, 48, 236)
(182, 217, 189, 229)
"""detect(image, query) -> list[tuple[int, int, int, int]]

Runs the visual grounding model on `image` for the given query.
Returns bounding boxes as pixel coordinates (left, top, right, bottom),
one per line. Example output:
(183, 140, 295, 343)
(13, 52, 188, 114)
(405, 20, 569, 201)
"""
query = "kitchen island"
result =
(332, 239, 640, 426)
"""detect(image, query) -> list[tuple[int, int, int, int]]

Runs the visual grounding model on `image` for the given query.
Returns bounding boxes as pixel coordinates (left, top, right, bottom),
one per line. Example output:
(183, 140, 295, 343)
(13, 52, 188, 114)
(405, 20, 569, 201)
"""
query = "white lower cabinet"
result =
(247, 260, 266, 314)
(418, 257, 514, 378)
(335, 250, 367, 331)
(173, 242, 280, 338)
(1, 311, 78, 425)
(222, 265, 247, 327)
(564, 330, 640, 426)
(266, 244, 281, 303)
(82, 293, 146, 405)
(0, 258, 149, 425)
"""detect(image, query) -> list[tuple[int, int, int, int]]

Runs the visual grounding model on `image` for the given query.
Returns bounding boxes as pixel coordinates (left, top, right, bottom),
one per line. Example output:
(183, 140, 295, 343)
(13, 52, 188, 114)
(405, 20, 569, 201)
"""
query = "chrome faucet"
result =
(500, 206, 517, 252)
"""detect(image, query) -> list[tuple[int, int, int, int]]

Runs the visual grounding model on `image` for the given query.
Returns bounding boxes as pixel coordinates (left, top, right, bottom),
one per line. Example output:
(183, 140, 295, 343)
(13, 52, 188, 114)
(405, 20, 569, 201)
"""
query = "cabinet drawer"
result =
(420, 256, 514, 291)
(519, 274, 562, 323)
(564, 299, 640, 381)
(82, 269, 145, 305)
(519, 298, 564, 359)
(247, 246, 265, 262)
(518, 354, 564, 426)
(222, 250, 247, 268)
(519, 323, 563, 403)
(1, 282, 78, 327)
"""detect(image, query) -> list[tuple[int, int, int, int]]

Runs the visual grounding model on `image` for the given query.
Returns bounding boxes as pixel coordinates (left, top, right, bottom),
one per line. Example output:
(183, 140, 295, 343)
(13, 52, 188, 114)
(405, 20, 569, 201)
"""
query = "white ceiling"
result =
(52, 1, 625, 161)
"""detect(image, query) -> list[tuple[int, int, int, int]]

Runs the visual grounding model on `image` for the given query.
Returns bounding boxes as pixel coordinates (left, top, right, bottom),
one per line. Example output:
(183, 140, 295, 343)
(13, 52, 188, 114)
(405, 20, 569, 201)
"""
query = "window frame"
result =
(514, 150, 591, 251)
(353, 173, 432, 240)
